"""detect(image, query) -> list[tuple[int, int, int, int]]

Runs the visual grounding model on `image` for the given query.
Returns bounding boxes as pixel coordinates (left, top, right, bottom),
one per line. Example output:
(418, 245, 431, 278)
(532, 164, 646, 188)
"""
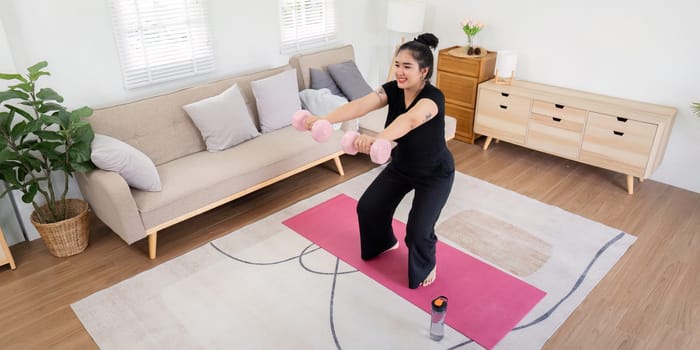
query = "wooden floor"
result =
(1, 139, 698, 349)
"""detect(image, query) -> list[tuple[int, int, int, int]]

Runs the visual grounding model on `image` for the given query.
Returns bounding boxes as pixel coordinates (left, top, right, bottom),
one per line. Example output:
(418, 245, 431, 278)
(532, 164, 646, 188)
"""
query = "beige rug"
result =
(72, 167, 635, 349)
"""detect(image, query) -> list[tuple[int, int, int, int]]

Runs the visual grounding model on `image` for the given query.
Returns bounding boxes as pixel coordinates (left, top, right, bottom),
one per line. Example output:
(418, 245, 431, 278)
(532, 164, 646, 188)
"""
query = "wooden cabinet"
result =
(436, 47, 496, 143)
(0, 227, 16, 270)
(474, 80, 676, 194)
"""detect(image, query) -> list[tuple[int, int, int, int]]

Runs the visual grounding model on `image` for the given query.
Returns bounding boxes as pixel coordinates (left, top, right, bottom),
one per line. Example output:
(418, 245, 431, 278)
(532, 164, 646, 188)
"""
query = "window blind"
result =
(109, 0, 215, 89)
(279, 0, 337, 54)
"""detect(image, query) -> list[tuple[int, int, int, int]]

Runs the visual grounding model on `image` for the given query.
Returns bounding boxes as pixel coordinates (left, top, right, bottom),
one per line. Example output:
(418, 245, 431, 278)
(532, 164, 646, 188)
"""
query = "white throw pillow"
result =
(251, 69, 301, 133)
(183, 84, 260, 152)
(298, 88, 348, 130)
(91, 134, 162, 192)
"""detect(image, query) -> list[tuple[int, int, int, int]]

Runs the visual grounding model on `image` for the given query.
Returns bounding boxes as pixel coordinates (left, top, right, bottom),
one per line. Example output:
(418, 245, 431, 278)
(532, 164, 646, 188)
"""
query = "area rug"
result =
(283, 193, 546, 349)
(71, 167, 636, 349)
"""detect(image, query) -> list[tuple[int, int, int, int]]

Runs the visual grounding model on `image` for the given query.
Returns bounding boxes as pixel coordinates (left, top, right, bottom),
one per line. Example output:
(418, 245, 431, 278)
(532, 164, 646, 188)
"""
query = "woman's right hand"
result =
(355, 134, 376, 155)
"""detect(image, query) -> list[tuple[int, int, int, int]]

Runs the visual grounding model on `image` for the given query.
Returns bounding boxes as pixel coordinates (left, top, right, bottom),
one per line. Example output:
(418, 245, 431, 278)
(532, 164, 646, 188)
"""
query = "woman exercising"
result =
(304, 33, 454, 289)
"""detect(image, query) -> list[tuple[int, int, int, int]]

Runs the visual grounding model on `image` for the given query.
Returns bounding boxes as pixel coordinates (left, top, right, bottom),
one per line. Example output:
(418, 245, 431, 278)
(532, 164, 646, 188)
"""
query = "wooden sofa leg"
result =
(148, 231, 157, 259)
(334, 156, 345, 176)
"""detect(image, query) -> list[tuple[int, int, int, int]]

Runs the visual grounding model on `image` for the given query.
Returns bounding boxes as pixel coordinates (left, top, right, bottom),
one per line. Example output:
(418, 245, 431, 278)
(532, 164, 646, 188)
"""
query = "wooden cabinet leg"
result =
(148, 231, 157, 259)
(626, 175, 634, 195)
(482, 136, 493, 150)
(333, 156, 345, 176)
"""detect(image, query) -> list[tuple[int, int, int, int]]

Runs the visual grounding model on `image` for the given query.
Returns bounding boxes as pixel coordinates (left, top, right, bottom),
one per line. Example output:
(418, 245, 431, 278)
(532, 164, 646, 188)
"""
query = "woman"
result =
(305, 33, 454, 289)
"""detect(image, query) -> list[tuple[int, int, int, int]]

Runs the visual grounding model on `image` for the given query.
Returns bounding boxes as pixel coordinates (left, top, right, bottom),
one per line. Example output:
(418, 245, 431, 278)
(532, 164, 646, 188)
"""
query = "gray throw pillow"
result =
(183, 84, 260, 152)
(298, 88, 348, 130)
(251, 69, 301, 133)
(310, 68, 345, 98)
(326, 60, 373, 101)
(91, 134, 162, 192)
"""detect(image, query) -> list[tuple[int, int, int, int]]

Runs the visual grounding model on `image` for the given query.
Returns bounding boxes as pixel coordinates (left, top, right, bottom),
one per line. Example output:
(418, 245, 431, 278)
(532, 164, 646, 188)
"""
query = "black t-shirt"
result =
(381, 80, 454, 177)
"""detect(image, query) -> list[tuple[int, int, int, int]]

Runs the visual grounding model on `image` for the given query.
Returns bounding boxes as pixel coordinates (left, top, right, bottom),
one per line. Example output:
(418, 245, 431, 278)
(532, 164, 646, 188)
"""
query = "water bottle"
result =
(429, 295, 448, 341)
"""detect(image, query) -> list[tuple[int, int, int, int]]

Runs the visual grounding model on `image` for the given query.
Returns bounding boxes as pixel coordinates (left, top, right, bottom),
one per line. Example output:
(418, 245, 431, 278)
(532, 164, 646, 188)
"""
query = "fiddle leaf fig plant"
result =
(0, 61, 95, 223)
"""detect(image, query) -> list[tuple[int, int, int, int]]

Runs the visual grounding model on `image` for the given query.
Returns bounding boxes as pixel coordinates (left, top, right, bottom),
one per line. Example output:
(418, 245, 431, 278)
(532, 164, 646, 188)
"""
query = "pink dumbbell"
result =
(291, 110, 332, 143)
(341, 131, 391, 164)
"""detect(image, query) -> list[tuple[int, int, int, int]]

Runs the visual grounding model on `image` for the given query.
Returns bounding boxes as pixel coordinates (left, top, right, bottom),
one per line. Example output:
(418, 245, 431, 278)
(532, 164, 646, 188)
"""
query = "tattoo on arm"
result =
(424, 112, 434, 122)
(374, 87, 386, 100)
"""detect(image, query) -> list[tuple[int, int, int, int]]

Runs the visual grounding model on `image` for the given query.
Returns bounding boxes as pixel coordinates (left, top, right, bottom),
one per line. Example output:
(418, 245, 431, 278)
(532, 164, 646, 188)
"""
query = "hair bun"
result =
(415, 33, 439, 50)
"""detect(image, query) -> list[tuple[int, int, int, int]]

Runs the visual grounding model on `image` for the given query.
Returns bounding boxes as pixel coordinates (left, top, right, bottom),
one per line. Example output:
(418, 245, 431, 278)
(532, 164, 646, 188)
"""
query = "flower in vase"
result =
(461, 18, 485, 50)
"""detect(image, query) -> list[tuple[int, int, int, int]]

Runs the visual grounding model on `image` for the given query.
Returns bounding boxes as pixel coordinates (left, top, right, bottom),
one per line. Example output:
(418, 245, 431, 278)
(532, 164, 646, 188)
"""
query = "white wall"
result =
(427, 0, 700, 193)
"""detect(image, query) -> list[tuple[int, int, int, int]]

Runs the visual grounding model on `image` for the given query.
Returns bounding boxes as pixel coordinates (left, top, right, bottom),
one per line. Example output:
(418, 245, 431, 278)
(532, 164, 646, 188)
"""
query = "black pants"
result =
(356, 164, 454, 289)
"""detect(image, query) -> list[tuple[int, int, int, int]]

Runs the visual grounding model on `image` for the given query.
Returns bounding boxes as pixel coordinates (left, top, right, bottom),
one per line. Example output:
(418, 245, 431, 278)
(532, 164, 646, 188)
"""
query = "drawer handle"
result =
(555, 104, 565, 109)
(552, 117, 562, 122)
(499, 104, 508, 109)
(501, 92, 509, 97)
(616, 117, 628, 122)
(613, 131, 625, 136)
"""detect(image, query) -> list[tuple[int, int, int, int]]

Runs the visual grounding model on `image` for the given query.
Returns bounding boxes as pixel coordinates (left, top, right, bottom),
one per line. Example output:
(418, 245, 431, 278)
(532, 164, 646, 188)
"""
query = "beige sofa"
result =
(77, 44, 455, 259)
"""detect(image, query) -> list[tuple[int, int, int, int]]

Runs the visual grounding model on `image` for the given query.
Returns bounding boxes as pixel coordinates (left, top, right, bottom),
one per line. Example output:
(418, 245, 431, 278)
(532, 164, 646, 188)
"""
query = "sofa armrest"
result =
(76, 170, 146, 244)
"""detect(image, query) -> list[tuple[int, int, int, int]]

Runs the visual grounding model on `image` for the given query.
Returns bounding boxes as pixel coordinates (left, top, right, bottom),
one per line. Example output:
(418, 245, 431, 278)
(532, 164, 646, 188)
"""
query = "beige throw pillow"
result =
(91, 134, 162, 192)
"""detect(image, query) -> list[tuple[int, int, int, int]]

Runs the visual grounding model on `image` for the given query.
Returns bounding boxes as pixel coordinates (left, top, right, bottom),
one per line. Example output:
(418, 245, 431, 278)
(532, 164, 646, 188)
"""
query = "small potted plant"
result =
(461, 18, 485, 56)
(692, 102, 700, 117)
(0, 61, 95, 257)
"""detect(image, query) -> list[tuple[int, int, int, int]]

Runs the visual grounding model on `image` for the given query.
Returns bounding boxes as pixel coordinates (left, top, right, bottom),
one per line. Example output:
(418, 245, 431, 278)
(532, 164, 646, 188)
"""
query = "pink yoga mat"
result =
(283, 194, 546, 349)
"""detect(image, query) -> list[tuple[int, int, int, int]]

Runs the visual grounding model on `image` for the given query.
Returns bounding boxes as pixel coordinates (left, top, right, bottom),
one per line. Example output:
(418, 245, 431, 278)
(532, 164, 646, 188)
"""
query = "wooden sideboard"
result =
(474, 79, 677, 194)
(436, 47, 496, 143)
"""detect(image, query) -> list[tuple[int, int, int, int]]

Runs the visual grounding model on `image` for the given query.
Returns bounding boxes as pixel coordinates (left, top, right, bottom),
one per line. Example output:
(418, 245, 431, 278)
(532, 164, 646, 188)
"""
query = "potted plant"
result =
(0, 61, 95, 257)
(692, 102, 700, 117)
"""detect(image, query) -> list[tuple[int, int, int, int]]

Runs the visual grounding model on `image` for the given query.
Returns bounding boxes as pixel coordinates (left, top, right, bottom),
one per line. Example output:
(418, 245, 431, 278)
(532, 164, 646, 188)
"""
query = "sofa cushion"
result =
(91, 134, 162, 191)
(309, 68, 345, 98)
(133, 126, 343, 228)
(251, 69, 301, 133)
(183, 84, 260, 152)
(299, 88, 347, 130)
(327, 60, 373, 101)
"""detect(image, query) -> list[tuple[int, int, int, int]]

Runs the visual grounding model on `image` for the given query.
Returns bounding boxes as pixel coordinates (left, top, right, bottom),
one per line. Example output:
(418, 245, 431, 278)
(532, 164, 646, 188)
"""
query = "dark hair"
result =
(397, 33, 439, 81)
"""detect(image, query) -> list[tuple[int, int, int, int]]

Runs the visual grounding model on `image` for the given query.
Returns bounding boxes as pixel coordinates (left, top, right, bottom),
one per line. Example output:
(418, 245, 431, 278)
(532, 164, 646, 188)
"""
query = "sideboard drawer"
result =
(580, 112, 657, 176)
(437, 70, 478, 108)
(474, 89, 532, 145)
(437, 53, 480, 77)
(531, 100, 587, 124)
(526, 113, 583, 159)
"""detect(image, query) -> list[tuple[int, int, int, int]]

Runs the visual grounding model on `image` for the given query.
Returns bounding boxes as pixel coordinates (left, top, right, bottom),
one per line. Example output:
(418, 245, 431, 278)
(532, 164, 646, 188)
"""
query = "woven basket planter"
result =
(30, 199, 90, 257)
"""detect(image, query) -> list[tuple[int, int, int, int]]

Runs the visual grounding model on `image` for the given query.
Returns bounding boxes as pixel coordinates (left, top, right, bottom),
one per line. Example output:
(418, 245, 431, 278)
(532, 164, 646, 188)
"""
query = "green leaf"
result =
(0, 90, 30, 103)
(34, 130, 64, 141)
(0, 111, 10, 131)
(40, 114, 62, 125)
(72, 160, 95, 173)
(0, 149, 17, 163)
(9, 82, 32, 92)
(0, 73, 26, 82)
(27, 61, 48, 75)
(38, 102, 66, 114)
(692, 102, 700, 117)
(10, 121, 28, 139)
(21, 183, 38, 203)
(70, 106, 93, 121)
(56, 110, 71, 129)
(36, 88, 64, 103)
(69, 146, 91, 163)
(5, 104, 35, 122)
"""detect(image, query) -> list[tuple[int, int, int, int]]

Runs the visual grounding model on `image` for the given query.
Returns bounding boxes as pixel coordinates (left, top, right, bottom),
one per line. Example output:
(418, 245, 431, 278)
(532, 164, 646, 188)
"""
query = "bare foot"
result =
(378, 241, 399, 256)
(420, 265, 437, 287)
